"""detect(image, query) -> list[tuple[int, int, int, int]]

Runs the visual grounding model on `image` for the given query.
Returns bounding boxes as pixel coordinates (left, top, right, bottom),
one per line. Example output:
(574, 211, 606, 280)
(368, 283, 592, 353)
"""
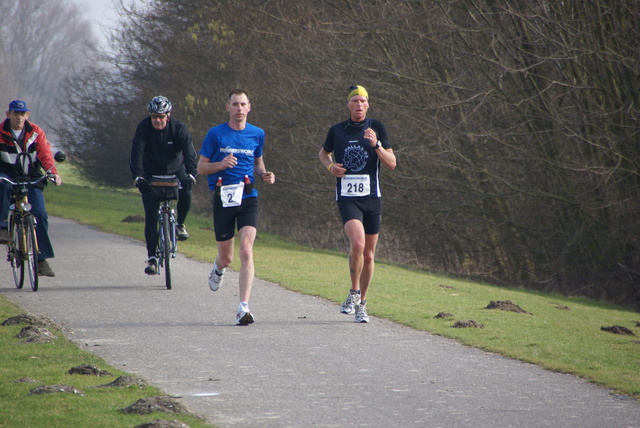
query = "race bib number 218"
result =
(340, 175, 370, 197)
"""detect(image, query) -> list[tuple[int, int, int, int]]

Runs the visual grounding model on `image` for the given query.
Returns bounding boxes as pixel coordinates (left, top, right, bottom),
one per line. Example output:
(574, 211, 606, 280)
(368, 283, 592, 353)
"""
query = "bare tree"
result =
(0, 0, 97, 132)
(57, 0, 640, 307)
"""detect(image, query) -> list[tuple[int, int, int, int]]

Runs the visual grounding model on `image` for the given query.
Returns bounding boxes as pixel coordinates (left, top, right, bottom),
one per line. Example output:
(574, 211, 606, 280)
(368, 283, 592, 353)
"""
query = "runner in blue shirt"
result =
(319, 85, 397, 323)
(197, 89, 276, 325)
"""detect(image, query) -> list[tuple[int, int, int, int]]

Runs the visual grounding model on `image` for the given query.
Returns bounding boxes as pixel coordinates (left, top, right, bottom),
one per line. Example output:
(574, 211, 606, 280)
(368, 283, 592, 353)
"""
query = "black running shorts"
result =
(337, 198, 382, 235)
(212, 195, 259, 241)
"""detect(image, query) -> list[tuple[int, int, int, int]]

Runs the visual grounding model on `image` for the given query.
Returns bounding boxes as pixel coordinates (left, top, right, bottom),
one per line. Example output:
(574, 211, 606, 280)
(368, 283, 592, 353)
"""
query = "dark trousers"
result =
(141, 187, 191, 258)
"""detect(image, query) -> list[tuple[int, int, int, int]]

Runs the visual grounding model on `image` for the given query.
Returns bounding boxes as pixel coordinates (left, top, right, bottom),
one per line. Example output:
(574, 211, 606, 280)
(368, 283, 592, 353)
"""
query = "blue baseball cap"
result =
(9, 100, 30, 112)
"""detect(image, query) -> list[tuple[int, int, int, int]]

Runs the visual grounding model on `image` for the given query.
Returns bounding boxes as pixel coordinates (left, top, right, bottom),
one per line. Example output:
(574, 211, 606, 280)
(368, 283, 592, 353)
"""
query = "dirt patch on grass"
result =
(434, 312, 454, 319)
(2, 314, 60, 344)
(1, 313, 58, 328)
(452, 320, 484, 328)
(29, 384, 84, 396)
(601, 325, 636, 336)
(121, 397, 191, 415)
(95, 375, 147, 389)
(68, 364, 113, 376)
(486, 300, 531, 314)
(16, 326, 56, 343)
(134, 420, 190, 428)
(122, 214, 145, 223)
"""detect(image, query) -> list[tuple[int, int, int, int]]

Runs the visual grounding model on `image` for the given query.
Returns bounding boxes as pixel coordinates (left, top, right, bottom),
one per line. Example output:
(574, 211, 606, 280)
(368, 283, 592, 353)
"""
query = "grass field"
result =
(1, 163, 638, 426)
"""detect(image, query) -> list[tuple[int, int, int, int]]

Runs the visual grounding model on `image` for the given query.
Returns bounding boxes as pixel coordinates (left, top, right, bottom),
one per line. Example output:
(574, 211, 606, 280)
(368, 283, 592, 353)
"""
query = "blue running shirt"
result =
(200, 123, 265, 198)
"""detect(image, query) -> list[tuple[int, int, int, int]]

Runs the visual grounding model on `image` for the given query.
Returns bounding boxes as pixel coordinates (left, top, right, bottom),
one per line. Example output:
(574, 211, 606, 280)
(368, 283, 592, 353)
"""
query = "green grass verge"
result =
(0, 300, 212, 428)
(1, 164, 638, 427)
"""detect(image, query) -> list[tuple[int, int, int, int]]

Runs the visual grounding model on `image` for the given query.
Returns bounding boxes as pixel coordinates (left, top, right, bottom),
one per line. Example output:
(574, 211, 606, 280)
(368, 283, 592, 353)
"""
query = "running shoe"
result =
(144, 257, 158, 275)
(340, 290, 361, 315)
(176, 224, 189, 241)
(208, 261, 225, 291)
(354, 300, 369, 323)
(236, 302, 254, 325)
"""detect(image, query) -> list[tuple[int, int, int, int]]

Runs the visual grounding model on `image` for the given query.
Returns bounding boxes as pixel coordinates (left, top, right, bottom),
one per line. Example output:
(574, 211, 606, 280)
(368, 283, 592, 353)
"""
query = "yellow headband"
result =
(348, 85, 368, 101)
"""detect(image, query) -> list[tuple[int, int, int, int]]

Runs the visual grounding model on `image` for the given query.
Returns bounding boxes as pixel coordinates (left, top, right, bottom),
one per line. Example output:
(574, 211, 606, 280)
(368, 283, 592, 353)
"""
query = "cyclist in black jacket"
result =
(130, 96, 197, 275)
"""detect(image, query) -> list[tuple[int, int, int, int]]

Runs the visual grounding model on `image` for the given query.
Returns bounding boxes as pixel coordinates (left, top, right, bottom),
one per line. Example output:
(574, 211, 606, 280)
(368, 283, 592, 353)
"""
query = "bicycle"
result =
(149, 175, 180, 290)
(1, 151, 65, 291)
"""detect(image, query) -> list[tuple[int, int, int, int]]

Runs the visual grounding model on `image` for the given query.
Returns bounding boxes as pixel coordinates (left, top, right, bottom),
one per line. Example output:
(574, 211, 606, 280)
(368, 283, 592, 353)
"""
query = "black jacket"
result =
(129, 116, 197, 181)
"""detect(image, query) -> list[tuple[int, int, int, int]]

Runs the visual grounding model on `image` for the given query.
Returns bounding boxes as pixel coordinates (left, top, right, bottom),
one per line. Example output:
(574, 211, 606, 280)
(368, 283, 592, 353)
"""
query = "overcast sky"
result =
(73, 0, 121, 45)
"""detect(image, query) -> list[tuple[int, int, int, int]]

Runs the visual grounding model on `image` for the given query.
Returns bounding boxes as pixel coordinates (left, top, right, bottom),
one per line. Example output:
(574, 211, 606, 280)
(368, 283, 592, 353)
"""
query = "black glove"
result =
(134, 177, 150, 193)
(181, 174, 196, 191)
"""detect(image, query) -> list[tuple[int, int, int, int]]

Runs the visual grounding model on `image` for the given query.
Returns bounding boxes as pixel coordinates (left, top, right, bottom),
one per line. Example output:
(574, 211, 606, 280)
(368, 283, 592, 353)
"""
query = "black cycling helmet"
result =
(147, 96, 172, 114)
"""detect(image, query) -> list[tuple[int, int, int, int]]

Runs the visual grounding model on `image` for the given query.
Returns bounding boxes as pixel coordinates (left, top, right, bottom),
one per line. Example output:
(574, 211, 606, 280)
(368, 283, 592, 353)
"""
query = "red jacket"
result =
(0, 118, 57, 178)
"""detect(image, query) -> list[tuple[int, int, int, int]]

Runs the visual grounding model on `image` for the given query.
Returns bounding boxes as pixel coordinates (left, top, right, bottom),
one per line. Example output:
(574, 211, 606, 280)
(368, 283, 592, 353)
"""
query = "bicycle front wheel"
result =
(25, 216, 39, 291)
(9, 215, 24, 289)
(162, 211, 172, 290)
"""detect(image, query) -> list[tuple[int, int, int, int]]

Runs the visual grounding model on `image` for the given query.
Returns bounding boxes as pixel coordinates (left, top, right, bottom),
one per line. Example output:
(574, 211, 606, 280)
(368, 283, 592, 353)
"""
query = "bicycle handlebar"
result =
(0, 172, 56, 187)
(1, 150, 65, 187)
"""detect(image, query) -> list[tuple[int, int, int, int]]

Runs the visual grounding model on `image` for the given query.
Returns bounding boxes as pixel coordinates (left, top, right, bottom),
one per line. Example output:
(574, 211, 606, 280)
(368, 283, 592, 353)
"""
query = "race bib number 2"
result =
(340, 175, 370, 197)
(220, 182, 245, 207)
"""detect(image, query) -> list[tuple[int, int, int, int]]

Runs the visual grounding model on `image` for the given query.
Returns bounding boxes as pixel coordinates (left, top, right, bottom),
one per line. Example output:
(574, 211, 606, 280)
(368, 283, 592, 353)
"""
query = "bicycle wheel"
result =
(8, 214, 24, 289)
(162, 211, 172, 290)
(25, 216, 39, 291)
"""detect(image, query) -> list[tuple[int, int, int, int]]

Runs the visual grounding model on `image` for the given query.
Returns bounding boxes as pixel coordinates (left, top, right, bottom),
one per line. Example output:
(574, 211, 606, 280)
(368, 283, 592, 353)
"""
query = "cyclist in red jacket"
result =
(0, 100, 62, 277)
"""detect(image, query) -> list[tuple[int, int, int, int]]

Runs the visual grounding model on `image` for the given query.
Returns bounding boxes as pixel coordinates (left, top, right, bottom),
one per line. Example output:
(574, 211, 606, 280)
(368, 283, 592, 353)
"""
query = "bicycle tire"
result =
(25, 216, 39, 291)
(8, 214, 24, 289)
(162, 211, 172, 290)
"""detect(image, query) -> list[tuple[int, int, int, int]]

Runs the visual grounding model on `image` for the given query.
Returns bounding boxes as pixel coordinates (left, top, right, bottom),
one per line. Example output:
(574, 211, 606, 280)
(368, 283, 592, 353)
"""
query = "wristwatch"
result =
(375, 140, 382, 149)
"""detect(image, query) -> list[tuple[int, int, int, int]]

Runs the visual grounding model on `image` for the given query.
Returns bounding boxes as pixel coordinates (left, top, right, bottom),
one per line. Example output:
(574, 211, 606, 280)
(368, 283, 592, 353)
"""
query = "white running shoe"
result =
(208, 261, 225, 291)
(340, 290, 361, 314)
(236, 302, 254, 325)
(355, 301, 369, 323)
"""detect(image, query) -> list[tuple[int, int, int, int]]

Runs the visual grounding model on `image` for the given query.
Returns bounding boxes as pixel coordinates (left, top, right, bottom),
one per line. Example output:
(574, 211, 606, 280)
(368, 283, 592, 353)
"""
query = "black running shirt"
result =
(322, 118, 390, 201)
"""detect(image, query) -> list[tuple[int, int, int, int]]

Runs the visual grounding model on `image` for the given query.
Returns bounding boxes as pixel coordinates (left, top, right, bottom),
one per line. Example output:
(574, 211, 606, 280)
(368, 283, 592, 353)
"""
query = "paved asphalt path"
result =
(1, 217, 639, 428)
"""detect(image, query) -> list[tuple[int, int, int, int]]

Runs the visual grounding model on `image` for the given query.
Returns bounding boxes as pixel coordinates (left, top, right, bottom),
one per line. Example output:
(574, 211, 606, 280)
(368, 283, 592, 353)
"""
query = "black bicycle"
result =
(149, 175, 179, 290)
(1, 151, 65, 291)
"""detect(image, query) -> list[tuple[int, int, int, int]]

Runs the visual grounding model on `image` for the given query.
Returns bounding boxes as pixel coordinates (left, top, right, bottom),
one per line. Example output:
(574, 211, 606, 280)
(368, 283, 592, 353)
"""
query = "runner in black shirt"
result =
(319, 85, 396, 323)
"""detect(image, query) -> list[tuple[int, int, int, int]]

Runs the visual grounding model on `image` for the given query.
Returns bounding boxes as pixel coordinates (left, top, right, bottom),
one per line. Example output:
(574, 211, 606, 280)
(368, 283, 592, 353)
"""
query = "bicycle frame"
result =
(11, 180, 40, 251)
(156, 198, 178, 290)
(1, 151, 65, 291)
(158, 199, 178, 259)
(2, 164, 47, 291)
